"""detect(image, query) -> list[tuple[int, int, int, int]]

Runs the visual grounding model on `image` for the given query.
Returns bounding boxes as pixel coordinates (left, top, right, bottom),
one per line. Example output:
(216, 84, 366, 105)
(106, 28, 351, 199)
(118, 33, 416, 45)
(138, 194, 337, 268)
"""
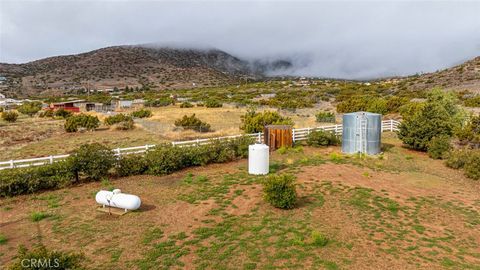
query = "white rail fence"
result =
(0, 119, 400, 170)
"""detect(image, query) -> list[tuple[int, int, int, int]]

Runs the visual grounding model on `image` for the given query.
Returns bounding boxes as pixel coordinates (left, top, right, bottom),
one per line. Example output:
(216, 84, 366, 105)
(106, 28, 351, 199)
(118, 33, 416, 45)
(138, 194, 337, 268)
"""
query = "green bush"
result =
(174, 114, 211, 132)
(8, 245, 84, 270)
(427, 135, 451, 159)
(131, 109, 152, 118)
(0, 107, 3, 113)
(116, 155, 148, 177)
(311, 230, 329, 247)
(145, 98, 174, 107)
(145, 144, 186, 175)
(39, 109, 54, 118)
(262, 174, 297, 209)
(0, 161, 74, 197)
(464, 151, 480, 180)
(464, 95, 480, 107)
(445, 149, 470, 169)
(2, 111, 18, 122)
(315, 111, 335, 123)
(180, 102, 194, 108)
(366, 98, 388, 114)
(64, 114, 100, 132)
(386, 96, 409, 113)
(205, 99, 222, 108)
(455, 115, 480, 147)
(306, 130, 340, 147)
(398, 89, 463, 151)
(240, 109, 294, 133)
(68, 143, 115, 180)
(115, 119, 134, 130)
(104, 113, 132, 126)
(54, 108, 73, 119)
(17, 102, 42, 116)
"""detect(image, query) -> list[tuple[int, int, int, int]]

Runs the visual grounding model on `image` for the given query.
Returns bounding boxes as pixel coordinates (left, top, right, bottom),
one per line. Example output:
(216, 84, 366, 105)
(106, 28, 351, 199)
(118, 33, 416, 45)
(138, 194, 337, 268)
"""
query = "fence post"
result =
(10, 160, 14, 169)
(257, 132, 261, 143)
(292, 129, 296, 142)
(172, 141, 176, 146)
(145, 145, 149, 151)
(196, 138, 200, 146)
(334, 125, 338, 135)
(115, 148, 121, 157)
(307, 127, 311, 135)
(390, 119, 393, 132)
(49, 155, 53, 164)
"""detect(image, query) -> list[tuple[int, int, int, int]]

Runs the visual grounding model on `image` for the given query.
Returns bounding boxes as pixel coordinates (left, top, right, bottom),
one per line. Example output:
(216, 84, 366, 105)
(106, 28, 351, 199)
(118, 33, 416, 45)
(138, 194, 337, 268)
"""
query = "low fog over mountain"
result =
(1, 1, 479, 79)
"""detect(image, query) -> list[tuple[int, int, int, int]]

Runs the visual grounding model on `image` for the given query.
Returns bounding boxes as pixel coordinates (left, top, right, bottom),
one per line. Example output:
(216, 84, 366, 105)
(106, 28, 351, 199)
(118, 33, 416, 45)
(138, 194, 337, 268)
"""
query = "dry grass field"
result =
(1, 133, 479, 269)
(0, 105, 327, 160)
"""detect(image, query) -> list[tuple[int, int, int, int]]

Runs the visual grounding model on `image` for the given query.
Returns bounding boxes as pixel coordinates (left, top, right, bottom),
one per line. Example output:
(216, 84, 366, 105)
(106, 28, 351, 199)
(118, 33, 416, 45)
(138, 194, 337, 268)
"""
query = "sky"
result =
(0, 0, 479, 79)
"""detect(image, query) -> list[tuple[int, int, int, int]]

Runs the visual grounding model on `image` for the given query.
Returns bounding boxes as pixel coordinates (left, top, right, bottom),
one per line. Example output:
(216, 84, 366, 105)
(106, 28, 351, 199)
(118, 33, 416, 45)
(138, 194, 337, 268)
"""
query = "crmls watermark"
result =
(21, 258, 60, 268)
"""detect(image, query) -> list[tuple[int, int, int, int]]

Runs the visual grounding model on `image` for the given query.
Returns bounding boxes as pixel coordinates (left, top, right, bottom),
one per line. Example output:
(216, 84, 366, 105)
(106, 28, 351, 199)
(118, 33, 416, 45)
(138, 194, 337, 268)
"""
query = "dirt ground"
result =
(1, 135, 479, 269)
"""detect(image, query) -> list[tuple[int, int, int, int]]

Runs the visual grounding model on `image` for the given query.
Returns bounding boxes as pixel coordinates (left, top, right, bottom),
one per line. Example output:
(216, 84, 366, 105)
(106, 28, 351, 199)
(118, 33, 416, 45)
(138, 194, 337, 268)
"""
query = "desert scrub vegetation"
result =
(68, 143, 116, 180)
(180, 101, 194, 108)
(336, 95, 409, 114)
(306, 130, 341, 147)
(130, 108, 152, 118)
(17, 101, 42, 116)
(174, 114, 211, 132)
(315, 111, 336, 123)
(64, 114, 100, 132)
(104, 113, 134, 130)
(262, 174, 297, 209)
(445, 149, 480, 180)
(204, 99, 222, 108)
(1, 110, 18, 123)
(427, 135, 451, 159)
(240, 109, 294, 133)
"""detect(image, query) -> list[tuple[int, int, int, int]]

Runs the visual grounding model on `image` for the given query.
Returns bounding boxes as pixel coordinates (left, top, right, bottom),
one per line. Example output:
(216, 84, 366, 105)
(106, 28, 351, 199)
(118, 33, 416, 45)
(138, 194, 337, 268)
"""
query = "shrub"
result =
(0, 107, 3, 113)
(115, 119, 134, 130)
(205, 99, 222, 108)
(8, 245, 84, 270)
(54, 108, 73, 118)
(64, 114, 100, 132)
(311, 231, 329, 247)
(315, 111, 335, 123)
(145, 98, 174, 107)
(464, 151, 480, 180)
(104, 113, 132, 126)
(366, 98, 388, 114)
(427, 135, 451, 159)
(262, 174, 297, 209)
(17, 102, 42, 116)
(455, 115, 480, 148)
(464, 95, 480, 107)
(131, 109, 152, 118)
(240, 109, 294, 133)
(116, 155, 148, 177)
(1, 111, 18, 122)
(445, 149, 470, 169)
(386, 96, 409, 113)
(180, 102, 194, 108)
(68, 143, 115, 180)
(145, 144, 185, 175)
(39, 109, 54, 118)
(398, 89, 463, 151)
(174, 114, 211, 132)
(0, 161, 74, 197)
(306, 130, 340, 147)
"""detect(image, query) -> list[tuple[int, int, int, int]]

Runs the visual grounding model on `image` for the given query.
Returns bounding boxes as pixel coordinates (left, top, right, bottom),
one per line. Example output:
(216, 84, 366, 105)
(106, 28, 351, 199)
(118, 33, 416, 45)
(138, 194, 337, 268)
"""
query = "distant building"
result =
(116, 100, 133, 109)
(49, 100, 84, 112)
(132, 99, 145, 109)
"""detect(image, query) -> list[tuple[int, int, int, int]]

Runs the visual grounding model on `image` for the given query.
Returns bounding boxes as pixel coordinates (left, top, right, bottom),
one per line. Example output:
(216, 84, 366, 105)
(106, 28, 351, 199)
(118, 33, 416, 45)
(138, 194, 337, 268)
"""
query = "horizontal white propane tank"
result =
(95, 189, 141, 211)
(248, 144, 269, 175)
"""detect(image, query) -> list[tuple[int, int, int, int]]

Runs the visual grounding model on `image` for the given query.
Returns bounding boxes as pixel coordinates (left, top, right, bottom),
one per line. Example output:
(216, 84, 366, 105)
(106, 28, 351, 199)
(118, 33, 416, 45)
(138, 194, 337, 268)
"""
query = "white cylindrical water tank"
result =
(248, 144, 269, 175)
(95, 190, 141, 211)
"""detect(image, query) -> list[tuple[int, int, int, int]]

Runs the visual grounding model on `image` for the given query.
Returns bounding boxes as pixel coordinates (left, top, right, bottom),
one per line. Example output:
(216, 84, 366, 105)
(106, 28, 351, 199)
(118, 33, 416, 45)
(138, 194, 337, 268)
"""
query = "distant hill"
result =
(0, 45, 266, 96)
(395, 56, 480, 93)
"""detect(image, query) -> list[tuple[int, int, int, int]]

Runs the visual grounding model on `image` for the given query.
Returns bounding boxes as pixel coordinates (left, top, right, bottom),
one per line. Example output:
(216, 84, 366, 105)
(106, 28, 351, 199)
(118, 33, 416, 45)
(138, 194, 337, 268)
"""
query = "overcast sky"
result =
(1, 0, 479, 79)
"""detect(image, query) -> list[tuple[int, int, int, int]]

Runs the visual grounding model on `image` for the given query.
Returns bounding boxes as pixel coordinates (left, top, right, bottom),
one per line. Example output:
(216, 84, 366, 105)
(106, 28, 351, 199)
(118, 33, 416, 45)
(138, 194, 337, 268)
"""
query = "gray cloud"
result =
(1, 0, 479, 79)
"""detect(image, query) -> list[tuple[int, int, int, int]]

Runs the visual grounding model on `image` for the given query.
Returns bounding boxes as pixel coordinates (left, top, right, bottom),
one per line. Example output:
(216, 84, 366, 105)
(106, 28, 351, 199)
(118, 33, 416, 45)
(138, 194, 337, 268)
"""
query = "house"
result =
(49, 100, 84, 112)
(132, 99, 145, 109)
(116, 100, 133, 109)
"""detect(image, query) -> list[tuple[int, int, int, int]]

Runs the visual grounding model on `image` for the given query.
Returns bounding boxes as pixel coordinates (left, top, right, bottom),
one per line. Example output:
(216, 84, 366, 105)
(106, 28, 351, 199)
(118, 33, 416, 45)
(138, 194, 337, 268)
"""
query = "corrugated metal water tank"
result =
(342, 112, 382, 155)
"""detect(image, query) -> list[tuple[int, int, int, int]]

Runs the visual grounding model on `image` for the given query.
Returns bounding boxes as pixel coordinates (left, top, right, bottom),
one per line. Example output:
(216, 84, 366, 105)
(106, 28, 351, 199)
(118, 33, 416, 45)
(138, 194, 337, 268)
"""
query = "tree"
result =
(398, 89, 464, 151)
(240, 109, 294, 133)
(17, 102, 42, 116)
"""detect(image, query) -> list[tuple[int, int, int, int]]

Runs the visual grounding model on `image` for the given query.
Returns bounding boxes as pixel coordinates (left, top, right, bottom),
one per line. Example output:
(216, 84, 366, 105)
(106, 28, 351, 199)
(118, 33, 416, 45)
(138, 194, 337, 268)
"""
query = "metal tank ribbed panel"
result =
(341, 112, 382, 155)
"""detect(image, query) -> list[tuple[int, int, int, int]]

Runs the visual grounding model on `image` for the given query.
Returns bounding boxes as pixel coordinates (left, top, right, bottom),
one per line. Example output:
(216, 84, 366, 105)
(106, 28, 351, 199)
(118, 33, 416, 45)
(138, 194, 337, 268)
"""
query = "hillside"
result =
(395, 56, 480, 93)
(0, 46, 261, 96)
